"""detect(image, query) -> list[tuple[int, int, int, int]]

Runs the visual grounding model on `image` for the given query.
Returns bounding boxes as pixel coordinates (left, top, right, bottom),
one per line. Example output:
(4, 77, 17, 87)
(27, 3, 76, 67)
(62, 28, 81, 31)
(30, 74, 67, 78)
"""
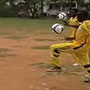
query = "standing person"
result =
(48, 10, 90, 82)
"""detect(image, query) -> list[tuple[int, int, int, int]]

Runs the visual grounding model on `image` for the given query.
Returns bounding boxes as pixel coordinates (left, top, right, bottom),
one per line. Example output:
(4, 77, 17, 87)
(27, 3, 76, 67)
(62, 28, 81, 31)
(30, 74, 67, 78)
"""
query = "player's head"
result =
(77, 9, 88, 22)
(70, 8, 78, 17)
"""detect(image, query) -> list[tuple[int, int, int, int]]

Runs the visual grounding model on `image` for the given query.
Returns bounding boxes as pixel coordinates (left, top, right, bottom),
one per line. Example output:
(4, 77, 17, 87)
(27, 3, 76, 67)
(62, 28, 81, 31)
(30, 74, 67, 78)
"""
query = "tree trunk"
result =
(41, 0, 43, 16)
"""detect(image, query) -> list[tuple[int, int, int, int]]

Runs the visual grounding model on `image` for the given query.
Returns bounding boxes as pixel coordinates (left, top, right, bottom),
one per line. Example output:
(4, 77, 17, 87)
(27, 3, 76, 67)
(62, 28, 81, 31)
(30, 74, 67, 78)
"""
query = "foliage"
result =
(0, 0, 14, 17)
(0, 0, 89, 18)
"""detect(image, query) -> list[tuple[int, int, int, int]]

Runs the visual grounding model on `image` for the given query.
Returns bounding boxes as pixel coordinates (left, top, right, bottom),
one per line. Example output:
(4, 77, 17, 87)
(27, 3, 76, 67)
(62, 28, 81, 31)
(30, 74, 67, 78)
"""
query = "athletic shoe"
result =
(83, 75, 90, 83)
(47, 66, 62, 72)
(73, 63, 80, 66)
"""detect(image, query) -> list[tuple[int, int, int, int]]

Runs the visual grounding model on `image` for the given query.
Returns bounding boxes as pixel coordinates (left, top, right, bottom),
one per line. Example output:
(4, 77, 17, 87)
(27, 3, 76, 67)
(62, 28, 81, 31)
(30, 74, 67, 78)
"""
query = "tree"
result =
(24, 0, 40, 18)
(0, 0, 42, 18)
(13, 0, 45, 18)
(0, 0, 15, 17)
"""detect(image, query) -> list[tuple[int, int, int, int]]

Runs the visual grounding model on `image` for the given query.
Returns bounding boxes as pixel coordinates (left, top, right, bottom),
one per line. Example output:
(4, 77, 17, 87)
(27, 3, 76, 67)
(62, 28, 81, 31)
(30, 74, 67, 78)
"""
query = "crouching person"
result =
(49, 10, 90, 82)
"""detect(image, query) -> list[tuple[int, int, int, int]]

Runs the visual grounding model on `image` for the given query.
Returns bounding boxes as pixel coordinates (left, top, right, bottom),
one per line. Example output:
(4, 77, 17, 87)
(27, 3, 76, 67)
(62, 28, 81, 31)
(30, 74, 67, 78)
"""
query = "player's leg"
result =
(88, 50, 90, 60)
(72, 53, 90, 82)
(48, 43, 72, 72)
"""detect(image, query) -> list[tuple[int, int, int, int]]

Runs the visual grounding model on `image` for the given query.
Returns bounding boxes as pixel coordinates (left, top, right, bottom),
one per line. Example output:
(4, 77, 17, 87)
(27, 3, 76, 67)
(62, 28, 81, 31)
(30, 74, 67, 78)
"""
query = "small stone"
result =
(44, 87, 49, 90)
(29, 85, 34, 89)
(42, 83, 47, 86)
(31, 69, 36, 72)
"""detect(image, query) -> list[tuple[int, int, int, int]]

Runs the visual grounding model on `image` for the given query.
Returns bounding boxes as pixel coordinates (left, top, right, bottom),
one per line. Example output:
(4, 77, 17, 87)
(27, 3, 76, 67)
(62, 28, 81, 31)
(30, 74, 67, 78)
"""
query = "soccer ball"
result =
(58, 12, 67, 20)
(52, 23, 64, 34)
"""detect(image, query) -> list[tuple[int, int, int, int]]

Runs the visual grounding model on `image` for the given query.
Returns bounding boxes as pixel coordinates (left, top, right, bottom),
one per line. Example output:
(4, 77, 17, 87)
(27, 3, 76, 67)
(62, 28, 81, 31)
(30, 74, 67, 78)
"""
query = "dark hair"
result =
(77, 9, 88, 22)
(71, 8, 78, 13)
(70, 8, 78, 17)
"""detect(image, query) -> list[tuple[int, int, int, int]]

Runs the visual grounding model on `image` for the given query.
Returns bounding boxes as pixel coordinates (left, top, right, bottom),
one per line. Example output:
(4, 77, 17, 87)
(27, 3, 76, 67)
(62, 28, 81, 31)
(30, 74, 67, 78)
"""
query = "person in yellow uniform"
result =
(65, 8, 80, 66)
(64, 8, 79, 41)
(49, 10, 90, 82)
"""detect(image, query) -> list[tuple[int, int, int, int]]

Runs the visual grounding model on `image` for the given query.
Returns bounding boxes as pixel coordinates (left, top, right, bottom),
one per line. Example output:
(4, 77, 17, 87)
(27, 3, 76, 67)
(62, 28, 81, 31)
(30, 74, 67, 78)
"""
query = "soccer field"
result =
(0, 18, 89, 90)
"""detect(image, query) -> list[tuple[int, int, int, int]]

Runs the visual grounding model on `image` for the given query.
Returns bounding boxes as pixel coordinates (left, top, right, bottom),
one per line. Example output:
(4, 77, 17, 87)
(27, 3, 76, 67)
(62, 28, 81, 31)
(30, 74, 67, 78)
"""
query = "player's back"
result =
(72, 20, 90, 51)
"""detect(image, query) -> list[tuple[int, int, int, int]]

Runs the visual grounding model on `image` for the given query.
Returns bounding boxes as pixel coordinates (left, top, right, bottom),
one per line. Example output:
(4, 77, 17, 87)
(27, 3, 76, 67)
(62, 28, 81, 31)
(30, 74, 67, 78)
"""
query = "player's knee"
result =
(54, 48, 60, 54)
(53, 48, 60, 57)
(50, 45, 56, 51)
(50, 45, 60, 57)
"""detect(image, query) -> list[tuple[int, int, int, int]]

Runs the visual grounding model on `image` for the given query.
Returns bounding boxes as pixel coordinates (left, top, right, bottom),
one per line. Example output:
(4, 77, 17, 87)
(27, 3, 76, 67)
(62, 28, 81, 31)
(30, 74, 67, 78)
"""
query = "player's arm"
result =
(64, 19, 81, 41)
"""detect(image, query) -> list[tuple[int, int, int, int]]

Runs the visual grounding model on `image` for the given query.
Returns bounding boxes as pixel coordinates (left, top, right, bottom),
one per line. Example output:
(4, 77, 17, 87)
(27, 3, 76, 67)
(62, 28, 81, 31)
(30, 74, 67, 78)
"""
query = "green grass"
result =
(0, 53, 16, 57)
(4, 35, 28, 40)
(34, 39, 56, 41)
(0, 18, 61, 28)
(0, 48, 11, 53)
(0, 48, 16, 57)
(0, 18, 63, 40)
(32, 46, 49, 50)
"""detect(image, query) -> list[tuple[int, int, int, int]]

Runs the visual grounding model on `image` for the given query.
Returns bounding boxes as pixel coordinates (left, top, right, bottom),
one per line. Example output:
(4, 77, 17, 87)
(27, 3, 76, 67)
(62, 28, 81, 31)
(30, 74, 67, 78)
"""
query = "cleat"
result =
(73, 63, 80, 66)
(83, 75, 90, 83)
(47, 66, 62, 72)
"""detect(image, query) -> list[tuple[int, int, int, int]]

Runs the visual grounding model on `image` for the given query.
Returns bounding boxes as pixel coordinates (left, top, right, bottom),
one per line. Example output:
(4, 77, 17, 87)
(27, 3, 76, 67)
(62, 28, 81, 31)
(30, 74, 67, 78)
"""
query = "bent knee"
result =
(50, 45, 59, 54)
(50, 45, 56, 50)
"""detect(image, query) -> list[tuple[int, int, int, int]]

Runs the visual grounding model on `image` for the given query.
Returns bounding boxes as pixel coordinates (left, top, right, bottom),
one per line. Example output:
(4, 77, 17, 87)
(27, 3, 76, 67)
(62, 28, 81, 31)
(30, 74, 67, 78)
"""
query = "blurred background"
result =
(0, 0, 90, 19)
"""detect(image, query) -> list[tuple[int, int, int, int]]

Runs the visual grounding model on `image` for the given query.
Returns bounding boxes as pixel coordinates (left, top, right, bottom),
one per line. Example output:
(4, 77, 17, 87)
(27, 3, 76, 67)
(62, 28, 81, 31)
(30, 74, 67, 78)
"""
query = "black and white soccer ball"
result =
(58, 12, 67, 20)
(52, 23, 64, 34)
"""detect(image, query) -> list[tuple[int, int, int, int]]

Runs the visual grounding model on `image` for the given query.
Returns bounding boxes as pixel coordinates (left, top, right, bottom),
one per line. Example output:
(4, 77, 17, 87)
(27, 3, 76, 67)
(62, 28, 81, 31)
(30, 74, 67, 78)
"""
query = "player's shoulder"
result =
(81, 20, 90, 27)
(83, 20, 90, 23)
(81, 20, 90, 34)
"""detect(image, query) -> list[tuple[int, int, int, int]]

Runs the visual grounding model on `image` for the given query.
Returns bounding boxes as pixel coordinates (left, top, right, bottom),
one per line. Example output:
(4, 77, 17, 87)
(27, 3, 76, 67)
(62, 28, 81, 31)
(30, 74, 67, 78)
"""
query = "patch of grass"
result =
(34, 39, 56, 42)
(45, 72, 61, 76)
(62, 65, 84, 76)
(32, 46, 49, 50)
(31, 63, 50, 68)
(0, 18, 67, 42)
(11, 45, 22, 48)
(0, 53, 17, 57)
(0, 48, 11, 53)
(5, 36, 26, 40)
(0, 32, 12, 35)
(0, 18, 61, 28)
(4, 34, 29, 40)
(0, 18, 63, 36)
(31, 63, 85, 76)
(0, 48, 16, 57)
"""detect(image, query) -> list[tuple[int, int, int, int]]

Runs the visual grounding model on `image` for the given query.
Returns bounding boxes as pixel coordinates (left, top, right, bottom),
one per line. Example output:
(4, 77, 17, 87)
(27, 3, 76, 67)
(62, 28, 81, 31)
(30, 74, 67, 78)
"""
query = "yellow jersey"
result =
(71, 20, 90, 52)
(68, 16, 79, 38)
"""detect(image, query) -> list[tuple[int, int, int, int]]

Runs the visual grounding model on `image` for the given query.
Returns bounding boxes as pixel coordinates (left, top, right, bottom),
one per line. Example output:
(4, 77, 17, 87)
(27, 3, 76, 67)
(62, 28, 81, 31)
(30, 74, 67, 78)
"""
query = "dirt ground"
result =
(0, 19, 90, 90)
(0, 29, 90, 90)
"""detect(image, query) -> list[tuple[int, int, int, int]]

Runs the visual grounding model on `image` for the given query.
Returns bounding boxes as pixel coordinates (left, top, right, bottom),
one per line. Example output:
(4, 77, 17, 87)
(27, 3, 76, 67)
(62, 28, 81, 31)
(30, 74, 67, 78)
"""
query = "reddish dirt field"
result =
(0, 32, 90, 90)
